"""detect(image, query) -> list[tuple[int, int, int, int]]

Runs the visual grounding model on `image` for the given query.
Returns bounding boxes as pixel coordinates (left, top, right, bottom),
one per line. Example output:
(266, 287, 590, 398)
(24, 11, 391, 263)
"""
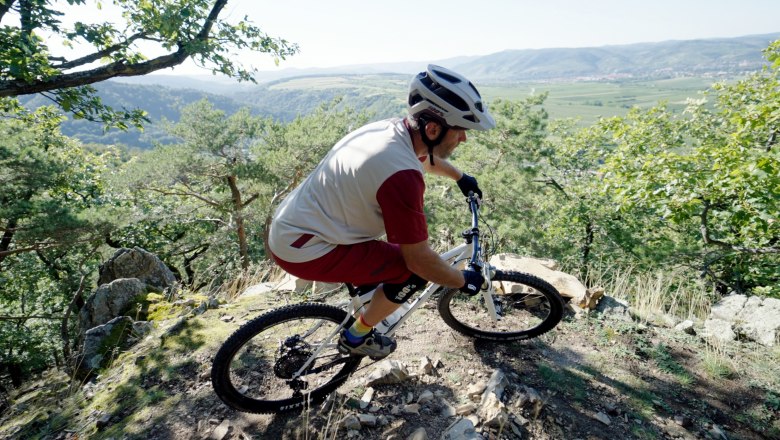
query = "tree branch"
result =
(0, 0, 17, 23)
(0, 236, 102, 260)
(0, 315, 62, 321)
(242, 193, 259, 208)
(0, 0, 230, 98)
(51, 32, 149, 70)
(0, 218, 18, 266)
(533, 175, 571, 199)
(700, 199, 780, 254)
(183, 243, 210, 286)
(62, 272, 89, 369)
(0, 244, 55, 258)
(697, 252, 740, 294)
(0, 49, 190, 97)
(144, 187, 222, 208)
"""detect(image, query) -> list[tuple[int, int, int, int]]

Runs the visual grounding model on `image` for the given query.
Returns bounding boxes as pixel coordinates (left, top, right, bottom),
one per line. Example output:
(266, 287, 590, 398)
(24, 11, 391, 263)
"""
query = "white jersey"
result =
(269, 118, 428, 263)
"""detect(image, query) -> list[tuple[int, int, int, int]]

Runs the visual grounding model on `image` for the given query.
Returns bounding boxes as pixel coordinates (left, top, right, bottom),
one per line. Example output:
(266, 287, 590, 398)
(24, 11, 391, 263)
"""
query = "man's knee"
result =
(383, 274, 426, 303)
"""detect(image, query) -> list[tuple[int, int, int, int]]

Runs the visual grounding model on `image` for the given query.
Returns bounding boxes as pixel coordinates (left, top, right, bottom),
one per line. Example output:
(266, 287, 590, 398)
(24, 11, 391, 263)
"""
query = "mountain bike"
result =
(211, 193, 565, 413)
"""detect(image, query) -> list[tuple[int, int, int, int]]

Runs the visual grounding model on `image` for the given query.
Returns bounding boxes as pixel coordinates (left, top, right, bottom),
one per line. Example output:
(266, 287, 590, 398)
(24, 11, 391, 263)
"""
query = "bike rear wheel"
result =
(211, 303, 361, 414)
(438, 270, 564, 341)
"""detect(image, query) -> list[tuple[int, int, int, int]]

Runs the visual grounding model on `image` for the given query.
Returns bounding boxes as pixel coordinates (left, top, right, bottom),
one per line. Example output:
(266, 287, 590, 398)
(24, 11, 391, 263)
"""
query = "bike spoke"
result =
(438, 271, 563, 340)
(225, 316, 350, 403)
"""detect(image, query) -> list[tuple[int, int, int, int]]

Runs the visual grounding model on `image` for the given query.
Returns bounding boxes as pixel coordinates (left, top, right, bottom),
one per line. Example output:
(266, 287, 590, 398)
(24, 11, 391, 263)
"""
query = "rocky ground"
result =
(1, 288, 779, 440)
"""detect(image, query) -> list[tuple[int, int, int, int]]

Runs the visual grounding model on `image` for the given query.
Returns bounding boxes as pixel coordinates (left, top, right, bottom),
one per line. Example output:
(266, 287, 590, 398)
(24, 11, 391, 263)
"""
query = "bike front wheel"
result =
(438, 270, 564, 341)
(211, 303, 362, 414)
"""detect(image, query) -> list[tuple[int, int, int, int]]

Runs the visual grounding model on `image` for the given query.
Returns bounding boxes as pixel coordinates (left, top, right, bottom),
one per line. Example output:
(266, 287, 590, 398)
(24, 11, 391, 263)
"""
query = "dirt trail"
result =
(141, 296, 780, 439)
(1, 291, 778, 439)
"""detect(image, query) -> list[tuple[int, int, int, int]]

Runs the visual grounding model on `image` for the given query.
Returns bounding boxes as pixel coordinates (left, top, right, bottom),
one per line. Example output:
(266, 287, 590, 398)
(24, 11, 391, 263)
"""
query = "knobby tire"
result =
(211, 303, 361, 414)
(438, 270, 564, 341)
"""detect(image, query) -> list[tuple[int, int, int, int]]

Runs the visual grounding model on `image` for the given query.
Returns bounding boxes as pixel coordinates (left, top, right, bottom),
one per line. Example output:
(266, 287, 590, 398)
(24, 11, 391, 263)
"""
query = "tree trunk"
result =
(0, 218, 17, 267)
(581, 218, 594, 287)
(61, 274, 87, 371)
(7, 363, 22, 388)
(183, 244, 209, 286)
(226, 175, 250, 270)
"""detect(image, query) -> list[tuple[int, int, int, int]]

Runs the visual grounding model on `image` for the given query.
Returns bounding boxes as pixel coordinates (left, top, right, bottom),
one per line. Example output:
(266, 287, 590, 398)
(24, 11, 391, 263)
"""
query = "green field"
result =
(481, 77, 721, 125)
(264, 74, 729, 127)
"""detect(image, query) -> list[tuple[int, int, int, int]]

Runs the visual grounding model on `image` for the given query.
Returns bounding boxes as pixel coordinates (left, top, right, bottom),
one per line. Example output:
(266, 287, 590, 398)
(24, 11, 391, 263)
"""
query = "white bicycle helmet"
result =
(408, 64, 495, 131)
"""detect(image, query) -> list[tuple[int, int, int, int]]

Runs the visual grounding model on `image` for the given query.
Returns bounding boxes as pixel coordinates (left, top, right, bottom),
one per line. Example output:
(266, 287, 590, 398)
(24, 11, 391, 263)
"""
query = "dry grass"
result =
(205, 261, 279, 302)
(585, 263, 714, 322)
(699, 342, 737, 380)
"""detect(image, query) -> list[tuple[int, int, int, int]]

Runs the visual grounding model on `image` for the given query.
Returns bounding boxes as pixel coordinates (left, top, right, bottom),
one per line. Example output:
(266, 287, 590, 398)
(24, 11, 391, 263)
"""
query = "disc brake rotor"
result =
(273, 336, 315, 379)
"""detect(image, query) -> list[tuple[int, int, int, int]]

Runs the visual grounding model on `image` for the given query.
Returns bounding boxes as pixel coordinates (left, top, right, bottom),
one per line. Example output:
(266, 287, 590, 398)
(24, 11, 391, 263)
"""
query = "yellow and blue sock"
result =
(344, 315, 372, 345)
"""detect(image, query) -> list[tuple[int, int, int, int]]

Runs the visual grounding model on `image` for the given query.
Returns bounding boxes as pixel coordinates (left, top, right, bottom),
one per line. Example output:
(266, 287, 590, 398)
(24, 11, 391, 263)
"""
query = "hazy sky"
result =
(215, 0, 780, 72)
(54, 0, 780, 75)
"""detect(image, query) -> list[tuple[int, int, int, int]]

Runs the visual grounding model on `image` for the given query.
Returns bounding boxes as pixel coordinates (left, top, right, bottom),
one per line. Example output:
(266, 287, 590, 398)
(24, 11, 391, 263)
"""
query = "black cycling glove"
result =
(456, 173, 482, 199)
(460, 270, 484, 296)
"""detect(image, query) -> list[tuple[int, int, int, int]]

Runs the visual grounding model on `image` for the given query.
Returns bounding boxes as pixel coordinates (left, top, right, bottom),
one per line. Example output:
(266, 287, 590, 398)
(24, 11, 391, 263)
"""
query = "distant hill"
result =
(17, 82, 253, 148)
(19, 32, 780, 149)
(129, 32, 780, 88)
(452, 33, 780, 82)
(18, 76, 407, 149)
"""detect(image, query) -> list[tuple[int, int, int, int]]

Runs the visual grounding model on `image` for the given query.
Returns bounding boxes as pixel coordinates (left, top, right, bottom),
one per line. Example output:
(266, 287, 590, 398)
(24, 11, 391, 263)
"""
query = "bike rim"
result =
(224, 315, 353, 406)
(446, 286, 556, 336)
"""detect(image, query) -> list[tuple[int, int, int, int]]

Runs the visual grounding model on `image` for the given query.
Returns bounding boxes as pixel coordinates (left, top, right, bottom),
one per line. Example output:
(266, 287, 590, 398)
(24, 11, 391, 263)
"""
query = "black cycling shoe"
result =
(337, 329, 397, 360)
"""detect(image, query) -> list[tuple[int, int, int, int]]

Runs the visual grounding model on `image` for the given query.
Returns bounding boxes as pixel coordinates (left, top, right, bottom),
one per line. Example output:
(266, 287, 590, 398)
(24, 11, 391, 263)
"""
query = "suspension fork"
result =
(464, 195, 500, 322)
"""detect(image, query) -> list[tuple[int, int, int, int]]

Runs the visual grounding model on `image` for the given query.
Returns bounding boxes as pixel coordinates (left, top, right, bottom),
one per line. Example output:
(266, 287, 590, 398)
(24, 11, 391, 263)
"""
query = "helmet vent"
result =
(421, 74, 469, 112)
(433, 69, 462, 84)
(468, 82, 481, 98)
(437, 89, 469, 112)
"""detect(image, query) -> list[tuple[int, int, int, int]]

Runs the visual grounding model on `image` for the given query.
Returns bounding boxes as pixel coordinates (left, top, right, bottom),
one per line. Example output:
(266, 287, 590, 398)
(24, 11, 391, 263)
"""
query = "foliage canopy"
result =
(0, 0, 297, 128)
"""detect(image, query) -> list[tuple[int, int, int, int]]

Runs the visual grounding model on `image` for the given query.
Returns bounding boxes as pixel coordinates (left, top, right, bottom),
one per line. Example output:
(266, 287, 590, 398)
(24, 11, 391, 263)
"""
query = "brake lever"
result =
(466, 191, 482, 211)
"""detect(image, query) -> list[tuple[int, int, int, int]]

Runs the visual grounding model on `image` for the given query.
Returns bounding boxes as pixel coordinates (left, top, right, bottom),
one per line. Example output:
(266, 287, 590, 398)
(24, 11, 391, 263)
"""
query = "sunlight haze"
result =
(215, 0, 780, 72)
(58, 0, 780, 76)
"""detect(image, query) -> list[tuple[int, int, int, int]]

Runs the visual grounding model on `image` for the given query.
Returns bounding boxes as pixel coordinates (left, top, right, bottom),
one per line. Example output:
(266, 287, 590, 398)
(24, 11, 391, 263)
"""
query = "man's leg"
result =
(340, 285, 400, 345)
(272, 241, 422, 358)
(340, 273, 426, 358)
(360, 285, 401, 326)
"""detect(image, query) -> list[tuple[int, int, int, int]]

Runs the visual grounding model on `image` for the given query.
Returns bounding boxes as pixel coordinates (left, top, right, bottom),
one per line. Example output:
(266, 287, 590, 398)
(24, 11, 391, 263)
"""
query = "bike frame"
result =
(377, 194, 500, 336)
(292, 194, 499, 379)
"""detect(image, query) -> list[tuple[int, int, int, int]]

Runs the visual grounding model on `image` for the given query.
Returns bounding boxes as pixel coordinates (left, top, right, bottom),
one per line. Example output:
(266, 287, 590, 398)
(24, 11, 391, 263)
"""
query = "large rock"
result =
(594, 296, 633, 321)
(701, 318, 737, 343)
(710, 294, 748, 321)
(365, 360, 410, 387)
(240, 282, 275, 297)
(442, 418, 480, 440)
(479, 370, 508, 406)
(488, 254, 601, 310)
(274, 273, 341, 294)
(739, 297, 780, 347)
(736, 296, 764, 322)
(705, 294, 780, 347)
(99, 247, 176, 292)
(79, 278, 147, 335)
(477, 370, 510, 428)
(78, 316, 134, 376)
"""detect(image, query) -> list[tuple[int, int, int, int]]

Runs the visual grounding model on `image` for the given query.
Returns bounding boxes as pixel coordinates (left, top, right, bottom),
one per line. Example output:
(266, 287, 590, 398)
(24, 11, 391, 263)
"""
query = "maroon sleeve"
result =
(376, 169, 428, 244)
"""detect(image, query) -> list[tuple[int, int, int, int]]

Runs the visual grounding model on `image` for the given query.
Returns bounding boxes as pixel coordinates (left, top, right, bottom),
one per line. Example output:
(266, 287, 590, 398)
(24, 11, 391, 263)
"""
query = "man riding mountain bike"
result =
(268, 64, 495, 360)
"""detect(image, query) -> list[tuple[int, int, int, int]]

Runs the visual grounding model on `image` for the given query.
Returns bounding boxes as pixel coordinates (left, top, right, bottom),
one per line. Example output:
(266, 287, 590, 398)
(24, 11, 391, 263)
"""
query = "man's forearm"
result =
(423, 156, 462, 181)
(401, 241, 465, 288)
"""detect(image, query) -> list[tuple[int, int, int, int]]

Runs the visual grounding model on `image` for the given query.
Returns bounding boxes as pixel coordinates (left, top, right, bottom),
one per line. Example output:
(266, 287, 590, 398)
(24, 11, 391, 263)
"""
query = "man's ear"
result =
(425, 121, 442, 139)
